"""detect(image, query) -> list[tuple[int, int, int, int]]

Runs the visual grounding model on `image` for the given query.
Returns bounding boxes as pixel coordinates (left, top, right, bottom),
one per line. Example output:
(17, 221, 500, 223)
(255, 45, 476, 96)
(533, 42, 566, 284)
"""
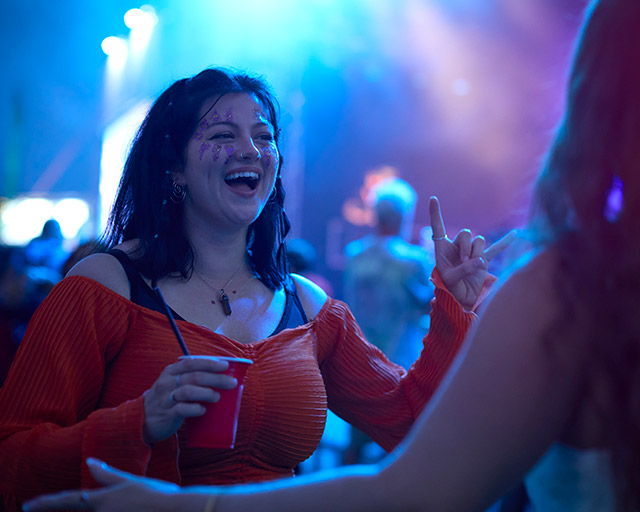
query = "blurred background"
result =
(0, 0, 587, 283)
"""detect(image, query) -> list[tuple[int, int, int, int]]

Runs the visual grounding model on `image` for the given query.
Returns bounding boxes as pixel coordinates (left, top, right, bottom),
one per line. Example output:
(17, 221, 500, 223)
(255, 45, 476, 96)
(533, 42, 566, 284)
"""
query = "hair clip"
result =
(604, 175, 624, 222)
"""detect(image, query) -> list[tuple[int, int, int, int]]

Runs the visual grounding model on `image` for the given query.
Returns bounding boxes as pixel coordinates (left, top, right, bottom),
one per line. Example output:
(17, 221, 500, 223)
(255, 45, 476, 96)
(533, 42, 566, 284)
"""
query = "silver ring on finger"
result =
(80, 491, 91, 509)
(432, 235, 447, 241)
(169, 390, 178, 405)
(176, 373, 181, 387)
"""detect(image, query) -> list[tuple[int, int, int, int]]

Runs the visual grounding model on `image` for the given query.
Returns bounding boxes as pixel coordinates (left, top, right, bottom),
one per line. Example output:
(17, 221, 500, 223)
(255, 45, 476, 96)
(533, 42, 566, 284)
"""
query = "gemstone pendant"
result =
(220, 289, 232, 316)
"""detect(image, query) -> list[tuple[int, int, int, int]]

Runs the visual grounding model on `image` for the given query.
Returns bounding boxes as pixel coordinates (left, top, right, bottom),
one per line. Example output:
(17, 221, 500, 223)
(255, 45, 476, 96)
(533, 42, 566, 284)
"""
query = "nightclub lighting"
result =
(53, 199, 90, 239)
(99, 101, 151, 231)
(124, 5, 158, 31)
(101, 36, 128, 58)
(451, 78, 471, 96)
(0, 197, 90, 245)
(125, 5, 158, 51)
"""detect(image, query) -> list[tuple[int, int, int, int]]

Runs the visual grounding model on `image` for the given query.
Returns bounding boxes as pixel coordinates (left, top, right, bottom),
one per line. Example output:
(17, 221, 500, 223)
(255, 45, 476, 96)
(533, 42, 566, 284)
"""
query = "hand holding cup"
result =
(142, 356, 238, 444)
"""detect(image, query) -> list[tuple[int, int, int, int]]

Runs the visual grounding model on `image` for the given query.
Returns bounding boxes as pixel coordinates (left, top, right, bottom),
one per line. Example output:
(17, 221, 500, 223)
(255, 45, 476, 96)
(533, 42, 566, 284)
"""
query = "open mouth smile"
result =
(224, 171, 260, 191)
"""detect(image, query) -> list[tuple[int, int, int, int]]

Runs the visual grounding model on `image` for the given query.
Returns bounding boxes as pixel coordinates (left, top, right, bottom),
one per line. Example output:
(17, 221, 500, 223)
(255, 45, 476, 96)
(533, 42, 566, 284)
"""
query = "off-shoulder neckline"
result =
(62, 275, 336, 346)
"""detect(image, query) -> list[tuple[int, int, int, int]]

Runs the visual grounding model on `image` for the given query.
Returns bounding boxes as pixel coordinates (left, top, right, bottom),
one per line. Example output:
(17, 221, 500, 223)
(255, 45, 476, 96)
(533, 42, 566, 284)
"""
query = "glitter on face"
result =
(224, 145, 235, 164)
(262, 145, 278, 169)
(192, 108, 222, 143)
(212, 144, 222, 161)
(199, 142, 211, 161)
(198, 109, 221, 131)
(224, 108, 233, 122)
(253, 107, 268, 124)
(263, 148, 272, 167)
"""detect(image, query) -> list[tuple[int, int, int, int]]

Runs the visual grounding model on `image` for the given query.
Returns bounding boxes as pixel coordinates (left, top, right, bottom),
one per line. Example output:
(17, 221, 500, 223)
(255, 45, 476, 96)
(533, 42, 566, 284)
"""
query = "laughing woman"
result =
(0, 68, 502, 512)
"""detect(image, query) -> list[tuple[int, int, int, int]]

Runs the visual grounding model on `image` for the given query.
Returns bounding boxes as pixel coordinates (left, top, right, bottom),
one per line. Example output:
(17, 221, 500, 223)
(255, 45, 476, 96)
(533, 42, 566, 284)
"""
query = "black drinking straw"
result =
(153, 286, 190, 356)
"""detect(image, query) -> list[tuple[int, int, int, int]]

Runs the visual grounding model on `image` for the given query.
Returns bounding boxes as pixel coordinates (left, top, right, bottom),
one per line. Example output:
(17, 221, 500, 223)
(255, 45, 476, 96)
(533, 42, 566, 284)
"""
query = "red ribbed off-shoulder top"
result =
(0, 273, 474, 510)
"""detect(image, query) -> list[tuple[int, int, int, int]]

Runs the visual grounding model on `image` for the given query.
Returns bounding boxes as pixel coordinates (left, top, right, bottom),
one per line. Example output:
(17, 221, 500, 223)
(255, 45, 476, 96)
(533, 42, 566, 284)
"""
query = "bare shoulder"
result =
(502, 247, 559, 310)
(66, 253, 130, 299)
(478, 246, 575, 358)
(290, 273, 328, 321)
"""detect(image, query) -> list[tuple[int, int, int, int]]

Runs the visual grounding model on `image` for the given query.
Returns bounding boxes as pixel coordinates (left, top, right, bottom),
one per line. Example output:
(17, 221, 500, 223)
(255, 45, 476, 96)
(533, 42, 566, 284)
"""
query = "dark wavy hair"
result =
(100, 68, 290, 289)
(531, 0, 640, 508)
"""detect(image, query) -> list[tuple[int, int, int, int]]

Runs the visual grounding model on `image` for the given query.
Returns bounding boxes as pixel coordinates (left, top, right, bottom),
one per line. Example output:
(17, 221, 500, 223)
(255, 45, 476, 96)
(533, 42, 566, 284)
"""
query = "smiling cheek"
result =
(261, 145, 279, 171)
(199, 142, 211, 161)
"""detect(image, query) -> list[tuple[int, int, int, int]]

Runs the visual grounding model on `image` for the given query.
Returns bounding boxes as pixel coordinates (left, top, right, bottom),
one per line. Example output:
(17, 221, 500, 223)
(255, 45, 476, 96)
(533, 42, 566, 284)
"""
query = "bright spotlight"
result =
(53, 199, 91, 239)
(124, 5, 158, 31)
(125, 5, 158, 52)
(101, 36, 128, 57)
(0, 197, 92, 245)
(1, 198, 54, 245)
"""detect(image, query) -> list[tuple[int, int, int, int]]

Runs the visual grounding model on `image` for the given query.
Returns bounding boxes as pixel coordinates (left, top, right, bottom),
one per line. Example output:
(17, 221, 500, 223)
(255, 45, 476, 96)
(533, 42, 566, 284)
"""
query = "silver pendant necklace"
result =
(193, 262, 244, 316)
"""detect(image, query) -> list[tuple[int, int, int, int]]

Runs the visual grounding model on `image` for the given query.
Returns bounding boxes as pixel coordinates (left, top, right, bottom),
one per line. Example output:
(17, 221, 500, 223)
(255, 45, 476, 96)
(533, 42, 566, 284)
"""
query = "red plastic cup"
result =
(180, 355, 253, 449)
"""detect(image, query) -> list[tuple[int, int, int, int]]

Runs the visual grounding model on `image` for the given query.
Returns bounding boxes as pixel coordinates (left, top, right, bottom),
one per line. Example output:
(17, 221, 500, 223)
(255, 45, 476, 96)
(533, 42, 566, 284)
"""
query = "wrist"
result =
(141, 391, 156, 445)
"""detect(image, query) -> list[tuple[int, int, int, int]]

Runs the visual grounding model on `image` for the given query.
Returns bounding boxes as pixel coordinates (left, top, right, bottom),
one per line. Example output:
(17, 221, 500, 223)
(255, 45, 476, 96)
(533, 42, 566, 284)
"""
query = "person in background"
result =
(23, 0, 640, 510)
(1, 67, 503, 512)
(0, 220, 68, 357)
(343, 177, 437, 465)
(344, 177, 434, 370)
(22, 220, 68, 275)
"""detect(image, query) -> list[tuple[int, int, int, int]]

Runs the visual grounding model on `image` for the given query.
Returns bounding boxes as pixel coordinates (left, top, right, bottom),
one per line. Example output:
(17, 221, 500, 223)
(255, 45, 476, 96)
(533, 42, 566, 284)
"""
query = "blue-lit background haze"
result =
(0, 0, 587, 285)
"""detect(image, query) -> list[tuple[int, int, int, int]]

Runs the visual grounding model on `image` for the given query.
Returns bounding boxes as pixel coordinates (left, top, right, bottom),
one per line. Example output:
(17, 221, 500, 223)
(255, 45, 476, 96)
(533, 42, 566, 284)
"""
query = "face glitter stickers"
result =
(190, 99, 277, 167)
(224, 145, 235, 164)
(199, 142, 211, 161)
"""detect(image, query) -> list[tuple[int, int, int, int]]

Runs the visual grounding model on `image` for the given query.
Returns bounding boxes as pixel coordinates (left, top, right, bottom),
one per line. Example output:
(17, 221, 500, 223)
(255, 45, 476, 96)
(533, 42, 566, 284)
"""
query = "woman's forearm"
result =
(208, 464, 397, 512)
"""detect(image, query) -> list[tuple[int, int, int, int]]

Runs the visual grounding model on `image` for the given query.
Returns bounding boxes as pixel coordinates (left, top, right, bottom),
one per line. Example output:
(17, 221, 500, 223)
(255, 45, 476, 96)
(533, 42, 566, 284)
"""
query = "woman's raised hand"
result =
(143, 357, 238, 443)
(429, 196, 515, 310)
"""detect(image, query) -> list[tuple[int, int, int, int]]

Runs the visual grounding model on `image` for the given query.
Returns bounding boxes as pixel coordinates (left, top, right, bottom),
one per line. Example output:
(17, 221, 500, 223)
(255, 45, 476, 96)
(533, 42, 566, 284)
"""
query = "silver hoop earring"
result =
(170, 181, 186, 203)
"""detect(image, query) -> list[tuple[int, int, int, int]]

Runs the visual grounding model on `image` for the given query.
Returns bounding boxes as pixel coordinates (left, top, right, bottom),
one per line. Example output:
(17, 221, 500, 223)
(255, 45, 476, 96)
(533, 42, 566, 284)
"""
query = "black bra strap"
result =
(107, 249, 185, 321)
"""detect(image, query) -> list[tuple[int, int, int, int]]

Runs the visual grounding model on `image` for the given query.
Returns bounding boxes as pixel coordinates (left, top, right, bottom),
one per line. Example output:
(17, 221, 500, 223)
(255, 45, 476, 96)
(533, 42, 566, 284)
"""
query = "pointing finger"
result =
(483, 229, 517, 261)
(429, 196, 447, 241)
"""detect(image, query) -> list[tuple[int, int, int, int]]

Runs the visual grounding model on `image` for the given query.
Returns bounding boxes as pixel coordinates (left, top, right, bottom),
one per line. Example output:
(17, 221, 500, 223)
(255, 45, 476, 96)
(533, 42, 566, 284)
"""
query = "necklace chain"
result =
(193, 262, 245, 316)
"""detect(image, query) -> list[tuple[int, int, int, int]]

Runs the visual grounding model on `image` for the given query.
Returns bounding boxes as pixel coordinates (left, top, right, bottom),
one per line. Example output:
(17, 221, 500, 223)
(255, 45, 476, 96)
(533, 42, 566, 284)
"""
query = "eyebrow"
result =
(204, 120, 272, 129)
